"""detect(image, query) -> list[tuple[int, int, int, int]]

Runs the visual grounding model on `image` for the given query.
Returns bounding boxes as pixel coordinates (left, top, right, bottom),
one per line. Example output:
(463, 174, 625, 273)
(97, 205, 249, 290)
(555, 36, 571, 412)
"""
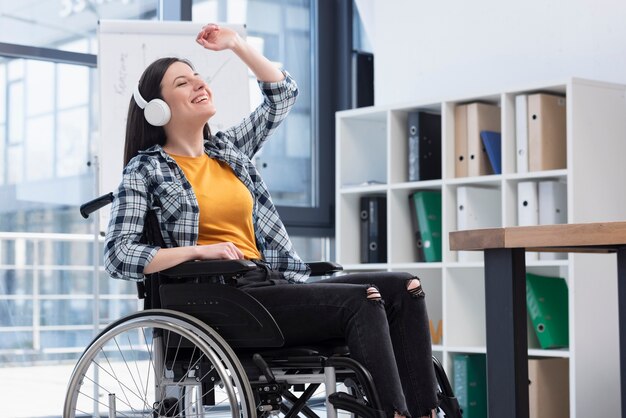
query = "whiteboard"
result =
(97, 20, 250, 228)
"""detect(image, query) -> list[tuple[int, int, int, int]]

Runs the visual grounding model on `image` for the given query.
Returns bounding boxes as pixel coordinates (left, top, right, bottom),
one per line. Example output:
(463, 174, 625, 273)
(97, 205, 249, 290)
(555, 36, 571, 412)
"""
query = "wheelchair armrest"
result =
(158, 259, 342, 279)
(159, 259, 258, 279)
(306, 261, 343, 276)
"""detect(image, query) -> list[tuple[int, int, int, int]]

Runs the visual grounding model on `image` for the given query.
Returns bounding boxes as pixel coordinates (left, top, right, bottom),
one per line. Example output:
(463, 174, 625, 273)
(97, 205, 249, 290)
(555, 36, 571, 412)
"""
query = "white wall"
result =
(368, 0, 626, 104)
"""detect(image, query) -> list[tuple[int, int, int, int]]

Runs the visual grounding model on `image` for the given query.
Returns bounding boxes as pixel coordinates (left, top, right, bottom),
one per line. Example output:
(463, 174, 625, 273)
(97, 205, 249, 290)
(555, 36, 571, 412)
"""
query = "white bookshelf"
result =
(335, 78, 626, 417)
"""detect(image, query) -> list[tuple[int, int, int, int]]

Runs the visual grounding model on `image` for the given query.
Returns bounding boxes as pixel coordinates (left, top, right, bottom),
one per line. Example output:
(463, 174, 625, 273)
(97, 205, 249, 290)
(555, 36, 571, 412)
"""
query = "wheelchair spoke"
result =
(127, 333, 148, 403)
(65, 312, 254, 418)
(77, 388, 137, 418)
(166, 328, 184, 372)
(140, 327, 154, 408)
(113, 336, 146, 404)
(100, 344, 136, 410)
(90, 358, 153, 412)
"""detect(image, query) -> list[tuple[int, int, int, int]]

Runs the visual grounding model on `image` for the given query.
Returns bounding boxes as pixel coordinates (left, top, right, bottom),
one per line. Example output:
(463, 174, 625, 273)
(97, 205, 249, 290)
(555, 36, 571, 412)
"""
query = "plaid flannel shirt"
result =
(104, 70, 310, 283)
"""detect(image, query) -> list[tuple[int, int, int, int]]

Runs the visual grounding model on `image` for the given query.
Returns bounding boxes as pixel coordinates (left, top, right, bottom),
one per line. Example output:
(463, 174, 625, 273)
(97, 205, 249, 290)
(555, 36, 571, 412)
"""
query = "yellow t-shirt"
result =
(168, 152, 261, 260)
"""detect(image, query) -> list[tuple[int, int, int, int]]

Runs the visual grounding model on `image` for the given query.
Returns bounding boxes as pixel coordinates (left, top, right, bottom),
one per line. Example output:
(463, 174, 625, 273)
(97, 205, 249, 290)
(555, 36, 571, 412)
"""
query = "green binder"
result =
(453, 353, 487, 418)
(409, 190, 442, 262)
(526, 272, 569, 349)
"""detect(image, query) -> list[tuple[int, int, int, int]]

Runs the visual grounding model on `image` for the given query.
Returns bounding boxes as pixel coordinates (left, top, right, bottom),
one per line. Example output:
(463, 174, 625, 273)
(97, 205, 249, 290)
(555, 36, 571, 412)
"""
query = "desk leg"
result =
(484, 248, 528, 418)
(618, 247, 626, 418)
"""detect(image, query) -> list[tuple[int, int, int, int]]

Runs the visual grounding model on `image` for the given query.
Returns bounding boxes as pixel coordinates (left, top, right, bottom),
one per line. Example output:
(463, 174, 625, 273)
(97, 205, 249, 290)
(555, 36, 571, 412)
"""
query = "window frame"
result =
(0, 0, 353, 237)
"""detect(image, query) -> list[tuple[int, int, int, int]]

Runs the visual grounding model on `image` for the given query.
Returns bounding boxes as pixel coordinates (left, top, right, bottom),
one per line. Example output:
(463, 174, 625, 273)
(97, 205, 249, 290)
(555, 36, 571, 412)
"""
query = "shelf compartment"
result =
(445, 267, 486, 348)
(389, 105, 442, 184)
(337, 112, 388, 188)
(337, 192, 388, 266)
(389, 187, 442, 264)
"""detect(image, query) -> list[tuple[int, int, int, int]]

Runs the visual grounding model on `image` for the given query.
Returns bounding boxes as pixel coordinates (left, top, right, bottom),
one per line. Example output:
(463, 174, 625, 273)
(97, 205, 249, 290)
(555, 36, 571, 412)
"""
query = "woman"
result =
(105, 23, 438, 418)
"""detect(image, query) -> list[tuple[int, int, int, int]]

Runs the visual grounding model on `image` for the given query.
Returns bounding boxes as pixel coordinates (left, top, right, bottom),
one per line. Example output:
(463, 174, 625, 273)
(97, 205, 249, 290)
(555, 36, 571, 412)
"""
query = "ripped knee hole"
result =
(407, 277, 426, 297)
(366, 286, 381, 300)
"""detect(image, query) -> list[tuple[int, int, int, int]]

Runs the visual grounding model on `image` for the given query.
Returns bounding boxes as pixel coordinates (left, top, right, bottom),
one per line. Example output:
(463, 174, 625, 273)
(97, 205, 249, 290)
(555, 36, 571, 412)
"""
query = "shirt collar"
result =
(137, 139, 222, 161)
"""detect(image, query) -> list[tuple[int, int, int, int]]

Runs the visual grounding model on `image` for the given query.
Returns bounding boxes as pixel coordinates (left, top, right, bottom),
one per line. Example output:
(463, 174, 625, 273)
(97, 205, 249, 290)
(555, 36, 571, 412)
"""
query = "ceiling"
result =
(0, 0, 158, 52)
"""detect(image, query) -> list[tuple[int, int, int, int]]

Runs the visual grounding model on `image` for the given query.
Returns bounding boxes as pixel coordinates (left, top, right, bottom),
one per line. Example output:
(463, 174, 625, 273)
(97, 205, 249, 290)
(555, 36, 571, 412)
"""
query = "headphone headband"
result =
(133, 84, 148, 109)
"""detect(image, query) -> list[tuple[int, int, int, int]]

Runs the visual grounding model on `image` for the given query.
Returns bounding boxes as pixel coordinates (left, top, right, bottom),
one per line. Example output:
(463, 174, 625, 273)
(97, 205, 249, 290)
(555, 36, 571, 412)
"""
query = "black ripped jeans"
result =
(238, 269, 438, 418)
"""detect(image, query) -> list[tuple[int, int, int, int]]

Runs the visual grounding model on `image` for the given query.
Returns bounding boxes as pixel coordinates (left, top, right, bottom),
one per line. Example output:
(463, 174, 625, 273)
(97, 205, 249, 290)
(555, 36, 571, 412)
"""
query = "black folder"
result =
(408, 111, 442, 182)
(360, 196, 387, 263)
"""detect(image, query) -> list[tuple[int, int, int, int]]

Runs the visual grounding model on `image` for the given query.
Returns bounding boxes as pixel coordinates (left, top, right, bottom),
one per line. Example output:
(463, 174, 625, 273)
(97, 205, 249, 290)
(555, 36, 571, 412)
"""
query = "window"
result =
(0, 2, 347, 415)
(192, 0, 337, 234)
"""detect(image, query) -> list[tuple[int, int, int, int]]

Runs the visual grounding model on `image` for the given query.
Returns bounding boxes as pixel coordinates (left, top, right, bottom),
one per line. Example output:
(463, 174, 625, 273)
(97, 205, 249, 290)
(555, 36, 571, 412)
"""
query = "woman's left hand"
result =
(196, 24, 241, 51)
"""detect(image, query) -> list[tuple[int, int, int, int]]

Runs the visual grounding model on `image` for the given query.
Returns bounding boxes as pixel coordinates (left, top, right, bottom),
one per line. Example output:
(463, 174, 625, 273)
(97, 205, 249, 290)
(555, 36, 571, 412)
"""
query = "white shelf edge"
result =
(341, 263, 388, 271)
(444, 175, 502, 187)
(525, 259, 569, 267)
(389, 180, 443, 190)
(528, 348, 571, 358)
(339, 184, 388, 194)
(445, 260, 569, 268)
(503, 169, 568, 182)
(445, 346, 487, 354)
(443, 347, 570, 358)
(445, 262, 485, 269)
(388, 262, 443, 270)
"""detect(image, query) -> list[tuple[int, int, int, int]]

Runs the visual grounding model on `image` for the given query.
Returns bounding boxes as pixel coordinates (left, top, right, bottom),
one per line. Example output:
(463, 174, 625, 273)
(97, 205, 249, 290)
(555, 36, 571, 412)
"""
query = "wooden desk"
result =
(449, 221, 626, 418)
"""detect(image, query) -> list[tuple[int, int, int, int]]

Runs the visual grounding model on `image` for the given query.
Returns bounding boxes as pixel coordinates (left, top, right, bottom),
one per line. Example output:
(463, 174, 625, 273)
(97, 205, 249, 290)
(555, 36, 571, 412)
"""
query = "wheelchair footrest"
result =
(328, 392, 386, 418)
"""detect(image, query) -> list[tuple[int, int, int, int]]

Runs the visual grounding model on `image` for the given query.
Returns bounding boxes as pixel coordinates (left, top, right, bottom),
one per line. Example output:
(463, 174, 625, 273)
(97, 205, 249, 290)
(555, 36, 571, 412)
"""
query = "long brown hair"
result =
(123, 57, 211, 165)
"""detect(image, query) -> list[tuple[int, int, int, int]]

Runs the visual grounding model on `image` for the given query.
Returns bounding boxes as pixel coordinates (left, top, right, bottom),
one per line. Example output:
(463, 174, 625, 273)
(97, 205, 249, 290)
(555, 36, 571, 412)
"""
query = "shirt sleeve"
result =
(217, 69, 298, 159)
(104, 162, 159, 281)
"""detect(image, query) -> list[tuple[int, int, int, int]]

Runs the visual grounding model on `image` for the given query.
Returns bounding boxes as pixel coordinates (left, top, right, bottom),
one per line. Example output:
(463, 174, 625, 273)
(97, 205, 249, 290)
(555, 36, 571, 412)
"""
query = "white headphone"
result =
(133, 84, 171, 126)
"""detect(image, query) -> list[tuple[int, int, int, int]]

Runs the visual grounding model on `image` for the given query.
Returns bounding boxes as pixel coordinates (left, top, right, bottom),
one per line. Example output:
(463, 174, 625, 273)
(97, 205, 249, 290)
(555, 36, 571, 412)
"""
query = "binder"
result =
(527, 312, 541, 348)
(360, 196, 387, 263)
(467, 103, 501, 177)
(515, 94, 529, 173)
(456, 186, 501, 262)
(480, 130, 502, 174)
(526, 272, 569, 349)
(409, 190, 442, 262)
(351, 51, 374, 108)
(528, 358, 569, 418)
(408, 111, 442, 182)
(408, 192, 425, 262)
(454, 105, 468, 177)
(517, 181, 539, 261)
(538, 180, 568, 260)
(528, 93, 567, 172)
(455, 103, 501, 177)
(453, 354, 487, 418)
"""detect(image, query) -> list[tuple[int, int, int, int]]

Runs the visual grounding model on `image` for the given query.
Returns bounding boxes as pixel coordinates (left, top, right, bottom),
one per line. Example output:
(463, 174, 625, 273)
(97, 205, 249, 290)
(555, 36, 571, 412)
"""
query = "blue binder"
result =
(480, 130, 502, 175)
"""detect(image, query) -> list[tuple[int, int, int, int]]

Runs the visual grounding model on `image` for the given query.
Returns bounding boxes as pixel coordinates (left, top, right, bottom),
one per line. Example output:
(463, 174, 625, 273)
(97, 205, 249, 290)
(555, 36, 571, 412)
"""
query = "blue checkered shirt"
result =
(104, 70, 310, 283)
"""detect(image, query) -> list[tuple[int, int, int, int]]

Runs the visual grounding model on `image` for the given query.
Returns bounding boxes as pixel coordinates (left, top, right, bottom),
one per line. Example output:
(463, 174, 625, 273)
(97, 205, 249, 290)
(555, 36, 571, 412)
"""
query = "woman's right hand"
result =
(144, 242, 245, 274)
(196, 242, 245, 260)
(196, 24, 241, 52)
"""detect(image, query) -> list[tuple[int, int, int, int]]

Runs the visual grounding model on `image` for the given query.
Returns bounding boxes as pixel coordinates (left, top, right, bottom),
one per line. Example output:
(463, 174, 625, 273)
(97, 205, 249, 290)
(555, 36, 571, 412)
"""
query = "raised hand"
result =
(196, 23, 241, 51)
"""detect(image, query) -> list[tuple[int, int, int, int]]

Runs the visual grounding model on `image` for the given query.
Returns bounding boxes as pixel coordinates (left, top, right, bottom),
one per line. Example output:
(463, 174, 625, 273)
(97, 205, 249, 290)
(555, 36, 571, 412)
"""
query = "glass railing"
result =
(0, 231, 139, 366)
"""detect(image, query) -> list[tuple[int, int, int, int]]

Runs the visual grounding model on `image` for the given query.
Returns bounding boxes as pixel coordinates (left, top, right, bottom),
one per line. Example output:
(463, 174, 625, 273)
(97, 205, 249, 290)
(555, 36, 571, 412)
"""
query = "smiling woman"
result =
(0, 1, 341, 416)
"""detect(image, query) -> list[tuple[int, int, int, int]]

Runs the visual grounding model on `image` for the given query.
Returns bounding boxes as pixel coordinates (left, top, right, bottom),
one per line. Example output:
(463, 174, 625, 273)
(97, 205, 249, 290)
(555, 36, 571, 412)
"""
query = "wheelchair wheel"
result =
(64, 309, 255, 418)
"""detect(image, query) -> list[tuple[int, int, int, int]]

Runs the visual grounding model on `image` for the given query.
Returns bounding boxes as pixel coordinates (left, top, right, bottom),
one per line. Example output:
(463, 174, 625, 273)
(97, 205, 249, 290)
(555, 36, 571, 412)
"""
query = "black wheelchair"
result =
(64, 193, 461, 418)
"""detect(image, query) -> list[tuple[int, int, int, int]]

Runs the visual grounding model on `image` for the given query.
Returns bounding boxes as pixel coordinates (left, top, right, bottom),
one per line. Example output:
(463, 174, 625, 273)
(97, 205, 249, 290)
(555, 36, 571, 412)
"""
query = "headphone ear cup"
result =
(143, 98, 171, 126)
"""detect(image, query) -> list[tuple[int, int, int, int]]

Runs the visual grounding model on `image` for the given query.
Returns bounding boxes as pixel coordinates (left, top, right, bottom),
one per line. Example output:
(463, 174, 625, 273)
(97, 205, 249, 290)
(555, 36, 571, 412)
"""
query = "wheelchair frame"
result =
(64, 194, 388, 418)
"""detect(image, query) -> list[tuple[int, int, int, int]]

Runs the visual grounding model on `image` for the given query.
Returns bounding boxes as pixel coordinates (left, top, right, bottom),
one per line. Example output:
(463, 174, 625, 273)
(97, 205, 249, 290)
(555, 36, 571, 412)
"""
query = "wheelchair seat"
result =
(153, 257, 385, 418)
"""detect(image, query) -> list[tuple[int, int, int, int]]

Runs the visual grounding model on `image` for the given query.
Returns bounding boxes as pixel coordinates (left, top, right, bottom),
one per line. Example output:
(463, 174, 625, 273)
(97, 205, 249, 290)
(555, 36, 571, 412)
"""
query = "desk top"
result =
(449, 221, 626, 253)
